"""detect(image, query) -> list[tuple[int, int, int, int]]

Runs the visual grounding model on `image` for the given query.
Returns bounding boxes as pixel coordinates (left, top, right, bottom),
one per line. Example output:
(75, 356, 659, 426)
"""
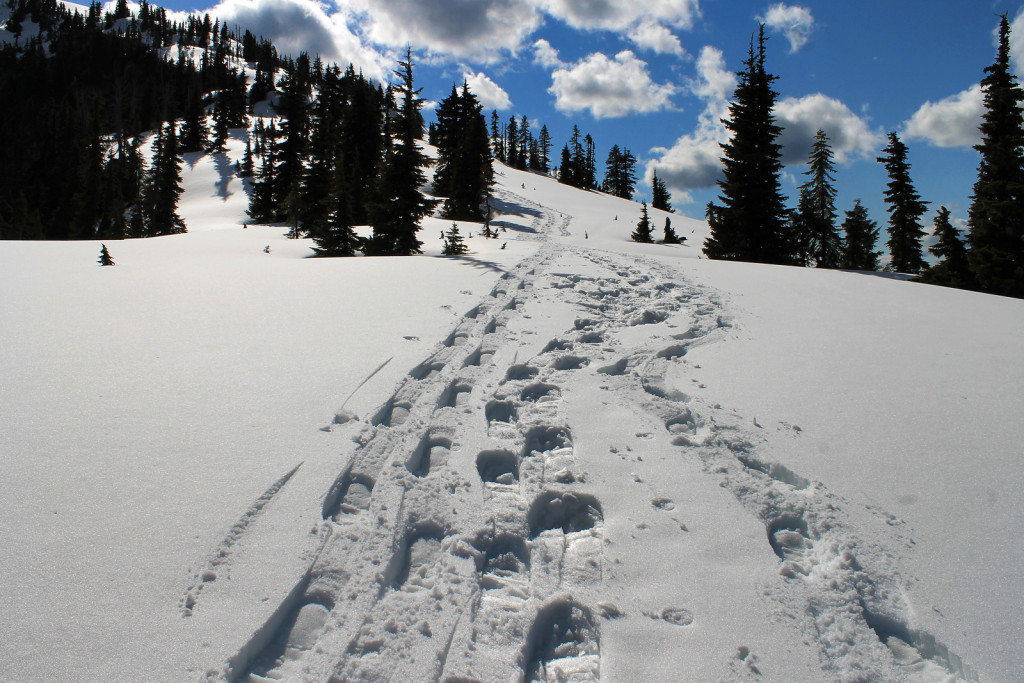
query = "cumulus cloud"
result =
(648, 47, 879, 203)
(462, 71, 513, 110)
(532, 38, 565, 68)
(774, 93, 883, 163)
(761, 3, 814, 53)
(646, 46, 736, 202)
(1010, 8, 1024, 76)
(348, 0, 541, 63)
(903, 84, 983, 148)
(627, 20, 686, 56)
(195, 0, 388, 79)
(535, 0, 699, 31)
(549, 50, 677, 118)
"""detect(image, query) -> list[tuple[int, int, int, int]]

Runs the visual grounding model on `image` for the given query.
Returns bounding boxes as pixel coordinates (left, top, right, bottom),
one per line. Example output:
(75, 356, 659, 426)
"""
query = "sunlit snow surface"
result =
(1, 135, 1022, 682)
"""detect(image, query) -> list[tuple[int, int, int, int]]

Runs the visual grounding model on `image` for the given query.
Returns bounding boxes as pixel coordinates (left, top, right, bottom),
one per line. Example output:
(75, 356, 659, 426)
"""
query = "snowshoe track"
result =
(216, 193, 976, 682)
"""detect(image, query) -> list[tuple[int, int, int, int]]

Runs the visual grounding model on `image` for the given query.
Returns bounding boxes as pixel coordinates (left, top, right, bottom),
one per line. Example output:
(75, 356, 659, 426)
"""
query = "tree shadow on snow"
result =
(431, 254, 507, 274)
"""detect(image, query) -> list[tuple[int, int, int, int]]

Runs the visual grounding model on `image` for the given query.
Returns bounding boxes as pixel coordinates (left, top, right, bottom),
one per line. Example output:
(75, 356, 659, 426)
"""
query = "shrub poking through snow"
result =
(98, 244, 114, 266)
(442, 223, 468, 256)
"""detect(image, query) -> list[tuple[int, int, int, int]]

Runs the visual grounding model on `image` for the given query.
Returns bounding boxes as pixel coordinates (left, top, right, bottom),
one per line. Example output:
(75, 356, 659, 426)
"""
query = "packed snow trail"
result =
(207, 193, 976, 682)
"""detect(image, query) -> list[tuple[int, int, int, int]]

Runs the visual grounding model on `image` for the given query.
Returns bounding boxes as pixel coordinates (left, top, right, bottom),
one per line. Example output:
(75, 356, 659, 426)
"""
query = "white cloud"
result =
(627, 20, 686, 56)
(774, 93, 883, 164)
(196, 0, 389, 80)
(648, 49, 880, 203)
(535, 0, 700, 31)
(348, 0, 541, 63)
(902, 84, 983, 148)
(1010, 7, 1024, 76)
(532, 38, 565, 68)
(761, 3, 814, 53)
(646, 46, 736, 202)
(549, 50, 677, 118)
(462, 71, 513, 110)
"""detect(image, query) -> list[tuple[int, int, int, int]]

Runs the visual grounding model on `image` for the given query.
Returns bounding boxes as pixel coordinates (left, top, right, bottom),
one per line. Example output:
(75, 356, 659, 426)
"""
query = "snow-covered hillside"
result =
(1, 133, 1022, 682)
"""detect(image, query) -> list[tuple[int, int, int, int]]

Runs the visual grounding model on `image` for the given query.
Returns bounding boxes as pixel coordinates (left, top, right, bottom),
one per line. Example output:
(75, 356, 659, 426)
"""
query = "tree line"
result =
(702, 17, 1024, 298)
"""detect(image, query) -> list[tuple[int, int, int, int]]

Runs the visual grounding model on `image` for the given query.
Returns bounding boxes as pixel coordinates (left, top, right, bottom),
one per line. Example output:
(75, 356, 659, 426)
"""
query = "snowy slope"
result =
(1, 134, 1022, 682)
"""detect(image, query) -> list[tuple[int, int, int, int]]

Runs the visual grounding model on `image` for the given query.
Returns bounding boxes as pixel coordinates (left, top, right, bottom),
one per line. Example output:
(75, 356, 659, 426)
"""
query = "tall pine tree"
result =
(704, 26, 791, 264)
(141, 121, 186, 236)
(367, 48, 437, 255)
(877, 132, 927, 273)
(798, 129, 841, 268)
(651, 170, 672, 212)
(967, 14, 1024, 298)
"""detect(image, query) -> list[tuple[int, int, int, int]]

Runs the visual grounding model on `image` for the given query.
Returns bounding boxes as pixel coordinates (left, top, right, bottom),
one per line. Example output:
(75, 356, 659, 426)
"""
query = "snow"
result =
(2, 128, 1023, 682)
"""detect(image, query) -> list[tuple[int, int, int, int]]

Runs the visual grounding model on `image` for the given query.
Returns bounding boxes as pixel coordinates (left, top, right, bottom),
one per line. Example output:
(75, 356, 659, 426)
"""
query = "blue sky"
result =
(150, 0, 1024, 242)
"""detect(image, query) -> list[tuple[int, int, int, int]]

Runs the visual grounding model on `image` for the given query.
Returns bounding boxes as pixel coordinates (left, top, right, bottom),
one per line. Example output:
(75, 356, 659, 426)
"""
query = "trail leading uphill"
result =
(198, 192, 977, 682)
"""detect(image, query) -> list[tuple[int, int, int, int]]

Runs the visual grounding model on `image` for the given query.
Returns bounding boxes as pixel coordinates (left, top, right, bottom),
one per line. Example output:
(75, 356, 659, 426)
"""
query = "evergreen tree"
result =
(179, 86, 208, 153)
(442, 222, 469, 255)
(142, 122, 186, 236)
(967, 14, 1024, 297)
(631, 201, 654, 243)
(490, 110, 506, 163)
(663, 216, 682, 244)
(434, 83, 493, 221)
(537, 125, 552, 173)
(269, 61, 311, 230)
(704, 27, 791, 264)
(98, 243, 115, 265)
(603, 145, 637, 199)
(558, 145, 574, 186)
(506, 116, 520, 169)
(922, 207, 974, 289)
(367, 48, 438, 255)
(877, 132, 927, 273)
(798, 129, 841, 268)
(840, 200, 881, 271)
(651, 170, 672, 212)
(311, 154, 359, 256)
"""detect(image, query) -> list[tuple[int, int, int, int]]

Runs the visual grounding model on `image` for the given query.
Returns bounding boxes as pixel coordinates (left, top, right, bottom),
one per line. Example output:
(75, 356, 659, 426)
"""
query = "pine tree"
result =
(922, 207, 974, 289)
(967, 14, 1024, 297)
(367, 48, 438, 255)
(179, 86, 208, 153)
(558, 145, 574, 186)
(603, 145, 637, 199)
(631, 201, 654, 243)
(142, 122, 186, 236)
(311, 154, 359, 257)
(840, 200, 881, 271)
(663, 216, 682, 244)
(537, 125, 552, 174)
(434, 83, 493, 221)
(877, 132, 927, 273)
(651, 170, 672, 212)
(98, 243, 115, 265)
(798, 129, 841, 268)
(490, 111, 506, 163)
(442, 223, 468, 255)
(704, 26, 791, 264)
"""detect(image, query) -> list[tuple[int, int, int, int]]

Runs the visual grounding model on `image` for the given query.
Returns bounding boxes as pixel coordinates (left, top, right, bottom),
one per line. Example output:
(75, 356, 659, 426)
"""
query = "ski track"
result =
(210, 194, 977, 683)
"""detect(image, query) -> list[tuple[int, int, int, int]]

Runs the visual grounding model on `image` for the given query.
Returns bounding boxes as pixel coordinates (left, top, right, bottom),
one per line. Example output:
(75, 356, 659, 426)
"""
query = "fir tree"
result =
(490, 111, 506, 163)
(922, 207, 974, 289)
(98, 243, 115, 265)
(651, 170, 672, 212)
(798, 129, 841, 268)
(631, 201, 654, 243)
(442, 223, 468, 255)
(558, 145, 574, 186)
(840, 200, 881, 271)
(311, 154, 359, 257)
(433, 84, 493, 221)
(141, 122, 186, 236)
(704, 27, 791, 264)
(602, 145, 637, 199)
(179, 86, 208, 153)
(967, 14, 1024, 298)
(367, 48, 438, 255)
(663, 216, 682, 244)
(537, 125, 552, 174)
(877, 132, 927, 273)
